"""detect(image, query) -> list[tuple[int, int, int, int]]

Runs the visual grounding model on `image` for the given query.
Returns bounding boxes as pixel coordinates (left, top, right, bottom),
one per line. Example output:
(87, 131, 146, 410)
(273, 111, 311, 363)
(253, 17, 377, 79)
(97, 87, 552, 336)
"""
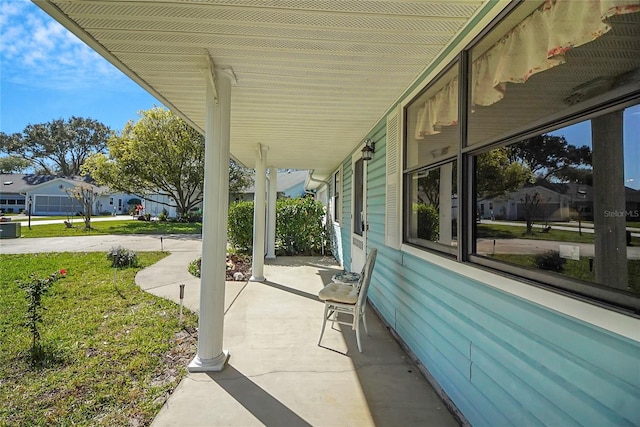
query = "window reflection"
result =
(406, 161, 457, 253)
(474, 104, 640, 294)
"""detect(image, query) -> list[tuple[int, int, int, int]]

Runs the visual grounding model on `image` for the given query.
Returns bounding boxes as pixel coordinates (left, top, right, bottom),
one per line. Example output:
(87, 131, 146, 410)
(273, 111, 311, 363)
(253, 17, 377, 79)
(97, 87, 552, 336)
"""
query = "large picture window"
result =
(399, 0, 640, 309)
(474, 104, 639, 300)
(466, 0, 640, 308)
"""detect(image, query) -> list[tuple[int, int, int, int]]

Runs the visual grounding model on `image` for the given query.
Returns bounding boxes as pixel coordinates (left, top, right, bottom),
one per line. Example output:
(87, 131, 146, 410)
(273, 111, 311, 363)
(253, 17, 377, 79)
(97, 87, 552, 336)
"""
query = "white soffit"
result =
(35, 0, 487, 179)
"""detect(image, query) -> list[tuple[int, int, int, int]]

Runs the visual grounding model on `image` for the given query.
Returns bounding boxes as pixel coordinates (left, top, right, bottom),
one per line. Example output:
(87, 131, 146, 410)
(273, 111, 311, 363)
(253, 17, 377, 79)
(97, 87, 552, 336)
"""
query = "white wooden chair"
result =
(318, 248, 377, 352)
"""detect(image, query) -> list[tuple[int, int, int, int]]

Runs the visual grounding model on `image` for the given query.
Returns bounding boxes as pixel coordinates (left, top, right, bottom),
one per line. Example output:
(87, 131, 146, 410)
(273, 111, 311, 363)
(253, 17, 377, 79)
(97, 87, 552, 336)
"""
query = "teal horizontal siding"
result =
(328, 129, 640, 427)
(397, 252, 640, 426)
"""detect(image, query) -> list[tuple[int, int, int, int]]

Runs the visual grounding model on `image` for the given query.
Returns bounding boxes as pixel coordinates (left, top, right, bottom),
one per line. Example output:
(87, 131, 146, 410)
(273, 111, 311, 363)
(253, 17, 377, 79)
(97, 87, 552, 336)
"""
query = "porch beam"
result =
(266, 167, 277, 259)
(188, 64, 236, 373)
(250, 144, 268, 282)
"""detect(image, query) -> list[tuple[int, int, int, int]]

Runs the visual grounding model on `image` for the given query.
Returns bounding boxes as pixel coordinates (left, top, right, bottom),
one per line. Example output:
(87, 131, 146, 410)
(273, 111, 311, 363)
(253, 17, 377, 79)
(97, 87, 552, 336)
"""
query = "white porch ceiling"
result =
(35, 0, 487, 182)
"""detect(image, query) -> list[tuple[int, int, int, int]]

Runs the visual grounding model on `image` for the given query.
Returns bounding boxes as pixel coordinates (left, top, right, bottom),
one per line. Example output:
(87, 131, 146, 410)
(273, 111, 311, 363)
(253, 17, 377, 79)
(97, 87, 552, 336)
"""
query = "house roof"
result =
(1, 174, 52, 194)
(0, 174, 104, 195)
(34, 0, 493, 186)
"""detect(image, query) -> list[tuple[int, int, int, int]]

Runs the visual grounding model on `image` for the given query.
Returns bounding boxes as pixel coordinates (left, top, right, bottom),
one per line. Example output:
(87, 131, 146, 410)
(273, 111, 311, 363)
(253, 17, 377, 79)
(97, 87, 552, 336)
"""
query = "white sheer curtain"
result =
(414, 0, 640, 139)
(415, 77, 458, 139)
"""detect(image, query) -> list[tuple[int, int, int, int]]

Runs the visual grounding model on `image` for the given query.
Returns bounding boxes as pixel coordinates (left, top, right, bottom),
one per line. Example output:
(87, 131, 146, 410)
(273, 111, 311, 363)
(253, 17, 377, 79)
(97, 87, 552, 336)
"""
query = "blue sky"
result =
(0, 0, 162, 135)
(549, 105, 640, 190)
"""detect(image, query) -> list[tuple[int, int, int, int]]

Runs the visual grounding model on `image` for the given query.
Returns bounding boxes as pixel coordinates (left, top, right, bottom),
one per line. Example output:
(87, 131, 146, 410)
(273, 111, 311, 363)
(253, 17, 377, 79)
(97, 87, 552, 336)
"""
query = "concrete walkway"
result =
(1, 235, 461, 426)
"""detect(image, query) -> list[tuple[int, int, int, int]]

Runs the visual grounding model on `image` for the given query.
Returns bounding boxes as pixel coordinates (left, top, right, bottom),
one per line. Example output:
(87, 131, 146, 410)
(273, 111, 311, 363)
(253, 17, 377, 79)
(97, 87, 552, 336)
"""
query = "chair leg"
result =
(318, 303, 330, 346)
(355, 319, 363, 353)
(362, 309, 368, 336)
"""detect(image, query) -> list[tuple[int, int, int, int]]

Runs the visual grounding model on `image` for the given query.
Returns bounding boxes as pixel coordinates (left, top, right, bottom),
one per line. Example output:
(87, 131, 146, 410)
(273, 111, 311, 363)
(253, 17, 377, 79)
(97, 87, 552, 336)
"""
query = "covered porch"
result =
(150, 256, 460, 426)
(32, 1, 640, 425)
(33, 0, 492, 376)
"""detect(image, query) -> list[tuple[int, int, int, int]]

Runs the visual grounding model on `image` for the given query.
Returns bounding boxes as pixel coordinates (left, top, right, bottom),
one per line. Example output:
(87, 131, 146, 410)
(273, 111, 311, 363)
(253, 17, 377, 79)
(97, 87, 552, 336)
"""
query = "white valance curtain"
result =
(415, 0, 640, 139)
(415, 77, 458, 138)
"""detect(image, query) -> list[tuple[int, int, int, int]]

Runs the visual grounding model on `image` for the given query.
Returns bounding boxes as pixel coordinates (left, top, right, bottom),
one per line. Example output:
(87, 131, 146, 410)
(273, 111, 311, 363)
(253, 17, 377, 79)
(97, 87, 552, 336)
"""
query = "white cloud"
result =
(1, 0, 127, 91)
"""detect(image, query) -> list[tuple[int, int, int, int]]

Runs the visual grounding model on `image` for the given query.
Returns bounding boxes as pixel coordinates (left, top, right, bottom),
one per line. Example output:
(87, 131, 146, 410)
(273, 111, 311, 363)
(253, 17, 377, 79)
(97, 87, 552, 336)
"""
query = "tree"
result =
(83, 108, 252, 217)
(508, 134, 592, 232)
(0, 155, 31, 173)
(417, 168, 441, 207)
(65, 184, 102, 229)
(508, 135, 591, 182)
(0, 117, 112, 176)
(476, 148, 531, 199)
(520, 191, 543, 234)
(229, 159, 254, 198)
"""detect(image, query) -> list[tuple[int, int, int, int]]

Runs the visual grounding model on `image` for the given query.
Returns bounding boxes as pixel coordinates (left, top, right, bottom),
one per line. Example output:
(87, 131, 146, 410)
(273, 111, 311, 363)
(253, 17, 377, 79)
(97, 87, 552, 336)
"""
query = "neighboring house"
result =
(0, 173, 180, 217)
(0, 174, 35, 213)
(38, 2, 640, 426)
(142, 193, 181, 217)
(24, 176, 104, 216)
(1, 174, 96, 215)
(479, 183, 640, 222)
(478, 185, 572, 222)
(233, 169, 308, 202)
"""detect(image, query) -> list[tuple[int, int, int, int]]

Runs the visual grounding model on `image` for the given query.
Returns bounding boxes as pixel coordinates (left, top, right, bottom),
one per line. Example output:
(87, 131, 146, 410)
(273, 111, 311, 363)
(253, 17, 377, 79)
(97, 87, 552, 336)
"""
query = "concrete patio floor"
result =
(151, 256, 460, 427)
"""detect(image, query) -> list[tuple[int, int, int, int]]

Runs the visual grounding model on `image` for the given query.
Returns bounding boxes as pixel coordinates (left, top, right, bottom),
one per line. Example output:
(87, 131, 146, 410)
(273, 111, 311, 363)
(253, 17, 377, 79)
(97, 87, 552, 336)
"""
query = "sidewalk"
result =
(1, 235, 461, 426)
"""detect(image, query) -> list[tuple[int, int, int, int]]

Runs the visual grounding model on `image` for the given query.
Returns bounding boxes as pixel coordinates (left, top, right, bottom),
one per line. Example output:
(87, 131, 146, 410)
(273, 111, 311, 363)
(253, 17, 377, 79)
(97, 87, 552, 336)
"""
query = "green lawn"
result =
(20, 220, 202, 238)
(478, 223, 640, 246)
(0, 252, 198, 426)
(487, 253, 640, 292)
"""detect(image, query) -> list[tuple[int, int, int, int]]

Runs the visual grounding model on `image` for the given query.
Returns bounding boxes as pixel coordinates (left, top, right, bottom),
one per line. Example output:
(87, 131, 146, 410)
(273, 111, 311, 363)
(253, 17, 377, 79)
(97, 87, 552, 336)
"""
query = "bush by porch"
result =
(228, 197, 328, 255)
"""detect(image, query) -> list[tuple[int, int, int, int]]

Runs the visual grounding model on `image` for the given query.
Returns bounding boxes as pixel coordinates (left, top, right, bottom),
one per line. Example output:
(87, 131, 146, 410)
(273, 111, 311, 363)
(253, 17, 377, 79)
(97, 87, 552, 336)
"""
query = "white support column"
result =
(266, 167, 277, 259)
(188, 65, 236, 373)
(250, 144, 268, 281)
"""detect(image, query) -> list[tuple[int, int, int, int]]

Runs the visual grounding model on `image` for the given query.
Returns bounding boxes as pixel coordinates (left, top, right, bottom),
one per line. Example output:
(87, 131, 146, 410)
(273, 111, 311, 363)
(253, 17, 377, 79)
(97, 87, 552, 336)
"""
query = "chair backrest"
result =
(356, 248, 377, 309)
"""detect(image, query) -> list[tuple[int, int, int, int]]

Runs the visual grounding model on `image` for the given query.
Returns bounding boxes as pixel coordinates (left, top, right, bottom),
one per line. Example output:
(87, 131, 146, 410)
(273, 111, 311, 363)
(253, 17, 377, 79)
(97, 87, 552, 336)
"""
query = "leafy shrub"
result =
(228, 201, 255, 252)
(276, 197, 327, 256)
(107, 246, 139, 268)
(415, 203, 439, 241)
(228, 197, 327, 255)
(187, 212, 202, 223)
(534, 250, 566, 272)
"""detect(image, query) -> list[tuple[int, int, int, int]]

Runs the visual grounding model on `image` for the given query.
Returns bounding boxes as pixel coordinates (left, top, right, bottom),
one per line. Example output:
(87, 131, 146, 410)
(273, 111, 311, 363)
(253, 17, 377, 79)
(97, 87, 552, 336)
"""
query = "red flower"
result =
(60, 269, 67, 276)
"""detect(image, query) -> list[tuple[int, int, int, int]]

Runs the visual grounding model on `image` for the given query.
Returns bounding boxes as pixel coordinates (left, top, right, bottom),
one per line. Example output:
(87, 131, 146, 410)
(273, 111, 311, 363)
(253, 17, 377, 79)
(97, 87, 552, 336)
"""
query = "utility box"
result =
(0, 222, 21, 239)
